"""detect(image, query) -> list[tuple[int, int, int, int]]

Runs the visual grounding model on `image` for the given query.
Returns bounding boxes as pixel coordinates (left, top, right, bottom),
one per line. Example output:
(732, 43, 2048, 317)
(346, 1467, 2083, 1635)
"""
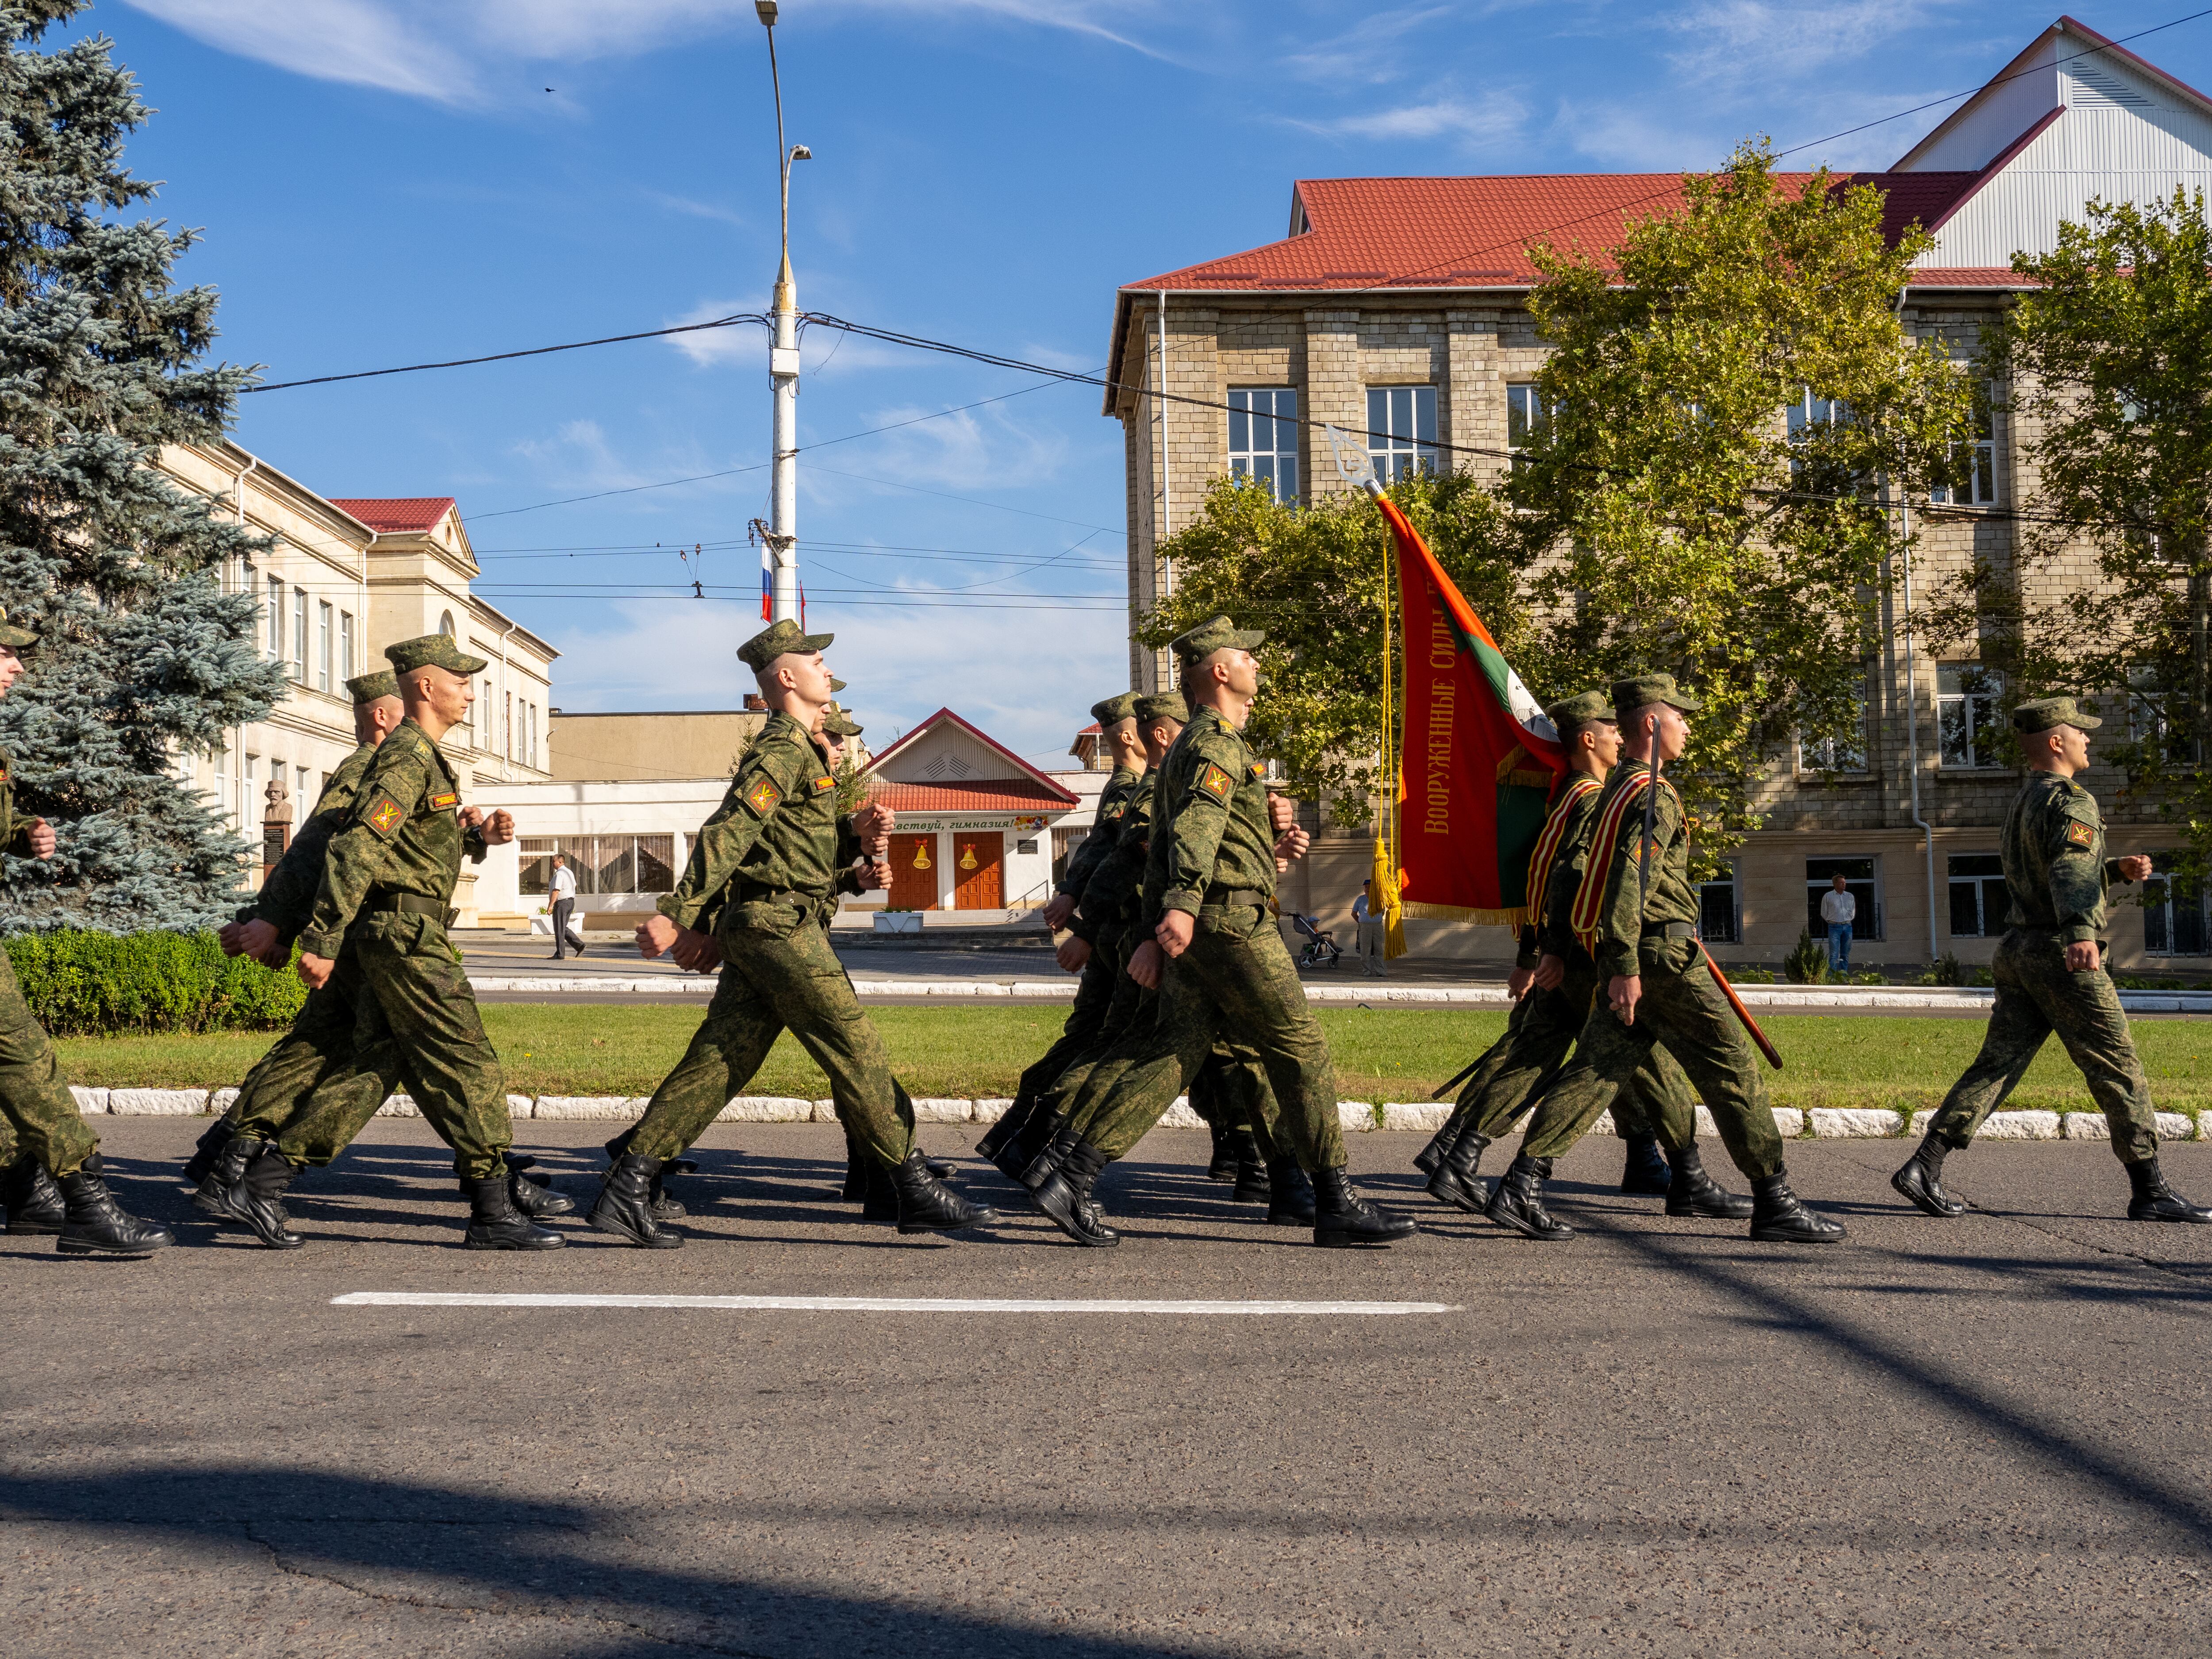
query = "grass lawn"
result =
(50, 1004, 2212, 1117)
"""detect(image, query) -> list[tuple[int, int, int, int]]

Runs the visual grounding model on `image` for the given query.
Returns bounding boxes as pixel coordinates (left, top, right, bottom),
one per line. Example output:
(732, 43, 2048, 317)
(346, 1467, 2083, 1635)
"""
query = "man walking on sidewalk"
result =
(1352, 879, 1386, 978)
(1820, 872, 1855, 975)
(549, 852, 585, 958)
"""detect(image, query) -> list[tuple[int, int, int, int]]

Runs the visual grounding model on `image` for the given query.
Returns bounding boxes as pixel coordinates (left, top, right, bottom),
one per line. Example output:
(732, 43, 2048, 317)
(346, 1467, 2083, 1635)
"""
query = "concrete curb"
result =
(69, 1089, 2204, 1141)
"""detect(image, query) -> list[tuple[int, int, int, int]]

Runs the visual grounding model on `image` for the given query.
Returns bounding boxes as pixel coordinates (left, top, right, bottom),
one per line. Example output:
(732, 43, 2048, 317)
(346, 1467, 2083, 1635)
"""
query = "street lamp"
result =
(757, 0, 809, 624)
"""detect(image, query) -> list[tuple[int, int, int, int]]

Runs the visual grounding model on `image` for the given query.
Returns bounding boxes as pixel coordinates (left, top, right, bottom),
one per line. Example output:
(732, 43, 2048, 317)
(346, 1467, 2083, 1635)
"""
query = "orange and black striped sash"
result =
(1524, 775, 1602, 932)
(1570, 768, 1681, 954)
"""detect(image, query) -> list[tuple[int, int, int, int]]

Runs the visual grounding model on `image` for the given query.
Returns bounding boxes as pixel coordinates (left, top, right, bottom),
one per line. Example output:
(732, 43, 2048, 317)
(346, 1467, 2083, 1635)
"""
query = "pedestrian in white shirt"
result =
(1352, 879, 1386, 978)
(549, 852, 586, 959)
(1819, 873, 1856, 974)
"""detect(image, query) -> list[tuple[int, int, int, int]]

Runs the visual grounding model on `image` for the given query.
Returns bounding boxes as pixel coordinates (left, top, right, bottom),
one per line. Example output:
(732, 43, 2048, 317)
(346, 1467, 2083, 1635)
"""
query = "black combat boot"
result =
(607, 1130, 696, 1218)
(1031, 1137, 1119, 1247)
(1229, 1130, 1271, 1203)
(464, 1167, 564, 1250)
(891, 1151, 997, 1235)
(1748, 1169, 1847, 1243)
(1413, 1116, 1456, 1177)
(55, 1154, 173, 1257)
(1313, 1166, 1417, 1248)
(981, 1093, 1047, 1178)
(1265, 1156, 1317, 1225)
(1485, 1153, 1573, 1241)
(1426, 1127, 1492, 1215)
(1890, 1130, 1966, 1218)
(1663, 1141, 1754, 1220)
(194, 1130, 256, 1222)
(181, 1117, 237, 1188)
(220, 1139, 305, 1249)
(1019, 1121, 1080, 1193)
(975, 1090, 1036, 1165)
(1620, 1133, 1674, 1196)
(1206, 1119, 1238, 1181)
(589, 1153, 682, 1248)
(840, 1120, 869, 1201)
(1, 1152, 65, 1234)
(505, 1156, 574, 1218)
(2125, 1158, 2212, 1223)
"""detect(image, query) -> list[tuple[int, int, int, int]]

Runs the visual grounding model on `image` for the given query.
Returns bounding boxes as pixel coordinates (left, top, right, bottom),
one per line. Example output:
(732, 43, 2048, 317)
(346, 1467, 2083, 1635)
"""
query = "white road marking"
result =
(331, 1292, 1459, 1315)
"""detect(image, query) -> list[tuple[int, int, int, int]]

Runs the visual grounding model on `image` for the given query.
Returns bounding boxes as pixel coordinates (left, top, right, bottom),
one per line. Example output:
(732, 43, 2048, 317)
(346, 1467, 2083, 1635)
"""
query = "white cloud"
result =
(661, 298, 918, 373)
(1298, 87, 1528, 150)
(1281, 6, 1453, 87)
(811, 403, 1067, 494)
(508, 419, 664, 491)
(1661, 1, 1948, 93)
(121, 0, 480, 103)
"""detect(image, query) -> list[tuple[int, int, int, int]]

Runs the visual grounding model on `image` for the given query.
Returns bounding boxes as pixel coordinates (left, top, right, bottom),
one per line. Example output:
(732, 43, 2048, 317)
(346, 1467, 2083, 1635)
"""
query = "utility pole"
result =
(757, 2, 808, 623)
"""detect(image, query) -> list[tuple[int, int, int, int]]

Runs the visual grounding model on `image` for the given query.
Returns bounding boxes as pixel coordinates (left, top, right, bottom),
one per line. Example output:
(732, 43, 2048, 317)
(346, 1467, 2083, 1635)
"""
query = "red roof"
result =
(867, 779, 1081, 814)
(866, 707, 1081, 808)
(330, 497, 457, 534)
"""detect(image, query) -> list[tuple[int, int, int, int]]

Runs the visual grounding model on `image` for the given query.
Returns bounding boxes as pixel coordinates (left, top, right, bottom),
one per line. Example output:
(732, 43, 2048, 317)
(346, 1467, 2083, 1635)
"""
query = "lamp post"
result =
(757, 1, 809, 624)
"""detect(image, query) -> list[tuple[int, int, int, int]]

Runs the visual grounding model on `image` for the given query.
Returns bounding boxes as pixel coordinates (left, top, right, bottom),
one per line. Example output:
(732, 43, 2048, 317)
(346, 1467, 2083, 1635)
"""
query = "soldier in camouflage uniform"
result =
(590, 618, 993, 1246)
(1420, 691, 1739, 1223)
(1491, 675, 1843, 1244)
(1894, 696, 2210, 1224)
(1024, 617, 1413, 1248)
(214, 634, 559, 1252)
(978, 692, 1145, 1178)
(0, 609, 173, 1255)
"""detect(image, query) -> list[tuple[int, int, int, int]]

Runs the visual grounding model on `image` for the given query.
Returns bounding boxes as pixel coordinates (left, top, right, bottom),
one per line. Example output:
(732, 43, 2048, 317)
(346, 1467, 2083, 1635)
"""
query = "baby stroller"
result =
(1293, 912, 1341, 970)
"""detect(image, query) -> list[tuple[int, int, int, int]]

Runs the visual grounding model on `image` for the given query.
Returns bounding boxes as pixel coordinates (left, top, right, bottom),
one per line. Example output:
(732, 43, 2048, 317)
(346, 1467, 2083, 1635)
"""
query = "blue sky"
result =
(78, 1, 2212, 764)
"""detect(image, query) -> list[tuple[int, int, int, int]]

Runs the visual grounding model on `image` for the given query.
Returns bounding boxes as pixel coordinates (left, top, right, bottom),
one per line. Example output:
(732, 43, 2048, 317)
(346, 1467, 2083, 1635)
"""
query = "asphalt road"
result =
(5, 1121, 2210, 1658)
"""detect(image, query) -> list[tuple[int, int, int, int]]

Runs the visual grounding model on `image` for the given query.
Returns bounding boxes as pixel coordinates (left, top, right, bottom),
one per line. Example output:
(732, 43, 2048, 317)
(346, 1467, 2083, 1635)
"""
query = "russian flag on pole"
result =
(1376, 492, 1564, 926)
(760, 543, 772, 621)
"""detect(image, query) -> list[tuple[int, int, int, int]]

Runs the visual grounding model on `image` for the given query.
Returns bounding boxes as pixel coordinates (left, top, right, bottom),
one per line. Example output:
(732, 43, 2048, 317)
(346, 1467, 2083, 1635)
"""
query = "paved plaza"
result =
(4, 1120, 2208, 1657)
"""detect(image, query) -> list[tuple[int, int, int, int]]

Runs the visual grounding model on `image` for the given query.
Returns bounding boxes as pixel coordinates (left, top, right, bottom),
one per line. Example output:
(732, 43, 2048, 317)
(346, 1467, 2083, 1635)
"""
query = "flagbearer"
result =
(1893, 697, 2208, 1224)
(1492, 674, 1842, 1244)
(1421, 690, 1732, 1218)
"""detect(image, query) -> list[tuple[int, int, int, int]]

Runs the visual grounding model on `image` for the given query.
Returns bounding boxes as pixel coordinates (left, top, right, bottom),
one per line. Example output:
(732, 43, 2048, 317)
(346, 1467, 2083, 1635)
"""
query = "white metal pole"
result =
(764, 16, 800, 624)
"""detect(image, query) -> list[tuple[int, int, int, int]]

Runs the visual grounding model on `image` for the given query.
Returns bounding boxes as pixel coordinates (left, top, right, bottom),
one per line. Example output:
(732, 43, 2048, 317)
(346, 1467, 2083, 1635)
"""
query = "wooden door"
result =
(887, 833, 937, 910)
(952, 833, 1003, 910)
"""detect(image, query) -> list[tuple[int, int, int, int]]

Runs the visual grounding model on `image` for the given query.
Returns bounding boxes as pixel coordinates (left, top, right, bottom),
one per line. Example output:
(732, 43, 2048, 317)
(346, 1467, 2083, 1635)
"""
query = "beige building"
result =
(163, 442, 558, 925)
(549, 706, 770, 783)
(1102, 15, 2212, 974)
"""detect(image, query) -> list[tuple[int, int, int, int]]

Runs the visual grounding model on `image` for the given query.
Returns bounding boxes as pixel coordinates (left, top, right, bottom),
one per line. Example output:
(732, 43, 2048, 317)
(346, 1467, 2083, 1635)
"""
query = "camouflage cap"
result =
(2014, 695, 2102, 733)
(830, 676, 847, 693)
(346, 669, 400, 704)
(0, 605, 35, 650)
(1170, 614, 1265, 665)
(1545, 689, 1616, 733)
(1610, 672, 1701, 716)
(823, 703, 863, 738)
(387, 632, 489, 676)
(1090, 691, 1142, 728)
(1134, 691, 1189, 726)
(738, 617, 834, 672)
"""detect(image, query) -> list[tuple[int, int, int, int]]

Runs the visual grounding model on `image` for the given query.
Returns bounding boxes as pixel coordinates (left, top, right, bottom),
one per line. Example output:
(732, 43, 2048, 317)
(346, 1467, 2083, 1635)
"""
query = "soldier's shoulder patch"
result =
(743, 773, 783, 817)
(1196, 762, 1235, 803)
(1101, 799, 1127, 821)
(1247, 761, 1267, 782)
(427, 791, 458, 810)
(367, 797, 406, 836)
(2064, 819, 2095, 848)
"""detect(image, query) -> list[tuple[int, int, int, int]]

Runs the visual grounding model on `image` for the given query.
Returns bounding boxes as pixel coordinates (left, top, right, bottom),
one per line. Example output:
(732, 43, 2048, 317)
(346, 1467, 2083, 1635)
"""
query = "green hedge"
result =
(3, 929, 306, 1037)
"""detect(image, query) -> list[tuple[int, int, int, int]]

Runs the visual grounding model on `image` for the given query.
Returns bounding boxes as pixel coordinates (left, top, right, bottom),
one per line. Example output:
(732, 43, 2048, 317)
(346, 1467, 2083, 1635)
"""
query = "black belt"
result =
(366, 892, 452, 922)
(1640, 921, 1697, 939)
(1203, 886, 1267, 908)
(735, 883, 828, 912)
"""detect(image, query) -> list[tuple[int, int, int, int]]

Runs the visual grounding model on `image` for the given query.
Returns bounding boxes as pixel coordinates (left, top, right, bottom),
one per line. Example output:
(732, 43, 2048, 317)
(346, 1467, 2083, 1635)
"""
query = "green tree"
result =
(0, 3, 282, 932)
(1947, 188, 2212, 882)
(1512, 138, 1972, 849)
(1137, 470, 1537, 827)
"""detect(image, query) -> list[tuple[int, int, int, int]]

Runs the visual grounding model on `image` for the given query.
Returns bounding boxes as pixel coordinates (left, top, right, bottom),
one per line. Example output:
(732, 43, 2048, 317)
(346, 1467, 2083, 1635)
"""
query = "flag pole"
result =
(1328, 426, 1407, 959)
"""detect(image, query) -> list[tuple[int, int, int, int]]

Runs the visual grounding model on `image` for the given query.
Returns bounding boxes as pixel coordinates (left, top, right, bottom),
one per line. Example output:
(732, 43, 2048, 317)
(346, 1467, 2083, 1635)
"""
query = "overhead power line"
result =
(242, 313, 768, 393)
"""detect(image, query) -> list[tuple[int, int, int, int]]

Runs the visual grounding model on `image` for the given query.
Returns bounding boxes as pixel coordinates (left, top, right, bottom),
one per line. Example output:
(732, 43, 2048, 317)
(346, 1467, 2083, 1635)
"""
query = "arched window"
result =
(438, 610, 455, 638)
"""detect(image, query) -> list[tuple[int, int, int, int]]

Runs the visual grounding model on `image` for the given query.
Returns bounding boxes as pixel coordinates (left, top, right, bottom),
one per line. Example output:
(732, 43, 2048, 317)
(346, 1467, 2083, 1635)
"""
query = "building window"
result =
(1947, 853, 2009, 938)
(1806, 856, 1881, 942)
(1786, 388, 1849, 443)
(1931, 380, 1998, 506)
(340, 610, 354, 680)
(1506, 383, 1551, 454)
(316, 602, 333, 692)
(1366, 386, 1436, 482)
(212, 743, 227, 821)
(292, 589, 307, 684)
(439, 610, 455, 638)
(1695, 859, 1740, 944)
(1938, 665, 2002, 767)
(2144, 872, 2208, 956)
(265, 575, 283, 658)
(1227, 388, 1299, 502)
(1798, 691, 1869, 772)
(518, 834, 679, 897)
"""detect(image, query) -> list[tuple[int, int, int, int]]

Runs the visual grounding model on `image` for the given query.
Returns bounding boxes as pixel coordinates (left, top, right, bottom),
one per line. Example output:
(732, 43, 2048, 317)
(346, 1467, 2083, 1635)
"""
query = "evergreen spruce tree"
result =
(0, 2, 284, 932)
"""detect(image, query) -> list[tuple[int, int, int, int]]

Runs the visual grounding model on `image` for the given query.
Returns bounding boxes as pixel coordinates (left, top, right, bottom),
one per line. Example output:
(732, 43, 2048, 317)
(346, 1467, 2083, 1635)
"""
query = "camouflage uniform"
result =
(0, 741, 97, 1179)
(621, 709, 917, 1167)
(1924, 769, 2158, 1162)
(258, 714, 512, 1179)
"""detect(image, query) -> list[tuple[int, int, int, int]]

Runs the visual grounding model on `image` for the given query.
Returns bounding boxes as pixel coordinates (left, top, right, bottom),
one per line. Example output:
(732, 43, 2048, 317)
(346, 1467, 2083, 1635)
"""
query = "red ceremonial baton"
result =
(1701, 945, 1784, 1071)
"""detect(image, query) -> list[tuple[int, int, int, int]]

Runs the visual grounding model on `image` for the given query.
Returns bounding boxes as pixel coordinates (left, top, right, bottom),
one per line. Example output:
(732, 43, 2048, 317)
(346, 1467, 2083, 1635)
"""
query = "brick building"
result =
(1102, 15, 2212, 973)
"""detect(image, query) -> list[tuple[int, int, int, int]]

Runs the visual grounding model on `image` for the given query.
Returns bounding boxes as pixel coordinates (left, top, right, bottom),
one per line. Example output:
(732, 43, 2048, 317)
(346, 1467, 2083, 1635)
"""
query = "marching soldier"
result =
(590, 618, 992, 1245)
(214, 634, 557, 1251)
(978, 692, 1144, 1177)
(1420, 691, 1743, 1223)
(1893, 697, 2209, 1223)
(0, 610, 172, 1256)
(1489, 674, 1842, 1244)
(1023, 617, 1412, 1248)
